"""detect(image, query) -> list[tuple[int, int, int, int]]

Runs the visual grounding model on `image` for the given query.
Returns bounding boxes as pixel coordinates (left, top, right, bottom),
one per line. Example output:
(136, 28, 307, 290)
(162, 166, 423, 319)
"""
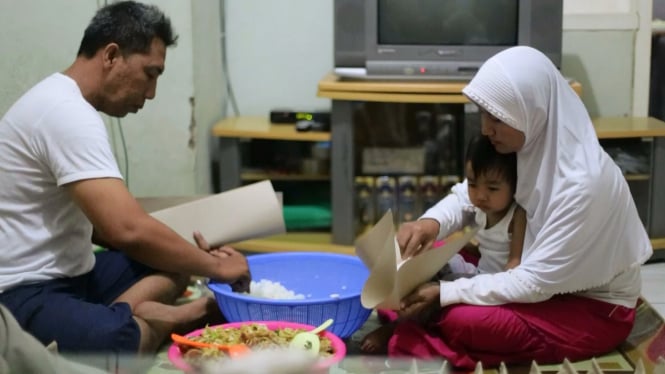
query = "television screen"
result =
(334, 0, 562, 79)
(378, 0, 519, 46)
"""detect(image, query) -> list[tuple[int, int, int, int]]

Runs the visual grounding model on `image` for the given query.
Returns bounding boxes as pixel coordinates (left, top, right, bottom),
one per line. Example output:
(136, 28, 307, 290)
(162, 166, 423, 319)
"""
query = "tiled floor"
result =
(641, 259, 665, 317)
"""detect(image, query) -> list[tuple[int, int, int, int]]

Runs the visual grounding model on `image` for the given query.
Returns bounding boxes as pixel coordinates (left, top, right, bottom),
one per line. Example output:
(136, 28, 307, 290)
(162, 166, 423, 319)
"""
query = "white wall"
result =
(118, 0, 197, 196)
(565, 0, 631, 13)
(191, 0, 226, 194)
(225, 0, 333, 115)
(0, 1, 96, 113)
(562, 0, 652, 117)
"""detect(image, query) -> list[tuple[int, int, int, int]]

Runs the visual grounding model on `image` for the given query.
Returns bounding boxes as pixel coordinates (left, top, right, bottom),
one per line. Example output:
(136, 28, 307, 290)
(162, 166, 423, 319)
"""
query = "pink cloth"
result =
(387, 295, 635, 370)
(458, 248, 479, 267)
(377, 309, 399, 324)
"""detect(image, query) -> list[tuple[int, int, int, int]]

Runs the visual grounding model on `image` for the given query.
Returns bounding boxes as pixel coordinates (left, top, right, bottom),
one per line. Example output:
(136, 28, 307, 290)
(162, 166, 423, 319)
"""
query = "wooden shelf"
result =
(230, 232, 354, 255)
(318, 72, 471, 94)
(230, 231, 665, 254)
(624, 174, 650, 181)
(317, 72, 583, 103)
(241, 171, 330, 181)
(318, 90, 471, 104)
(212, 116, 331, 142)
(651, 237, 665, 250)
(592, 117, 665, 139)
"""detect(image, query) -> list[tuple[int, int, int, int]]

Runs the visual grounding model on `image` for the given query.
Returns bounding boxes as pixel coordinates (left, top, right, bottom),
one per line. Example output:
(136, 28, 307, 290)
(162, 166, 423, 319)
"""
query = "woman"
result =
(377, 46, 653, 369)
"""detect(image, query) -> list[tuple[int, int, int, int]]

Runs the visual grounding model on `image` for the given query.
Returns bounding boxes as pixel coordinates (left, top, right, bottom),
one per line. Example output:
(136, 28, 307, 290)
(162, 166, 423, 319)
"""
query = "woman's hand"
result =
(193, 231, 251, 293)
(397, 219, 440, 259)
(399, 281, 441, 322)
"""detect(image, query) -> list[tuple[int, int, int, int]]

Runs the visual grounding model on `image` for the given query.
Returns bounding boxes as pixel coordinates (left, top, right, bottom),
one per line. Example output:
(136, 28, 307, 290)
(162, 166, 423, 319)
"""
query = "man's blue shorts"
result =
(0, 250, 155, 353)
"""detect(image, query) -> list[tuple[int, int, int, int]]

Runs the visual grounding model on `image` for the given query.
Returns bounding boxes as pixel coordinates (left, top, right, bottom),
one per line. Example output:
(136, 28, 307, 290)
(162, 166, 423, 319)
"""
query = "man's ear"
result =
(101, 43, 121, 68)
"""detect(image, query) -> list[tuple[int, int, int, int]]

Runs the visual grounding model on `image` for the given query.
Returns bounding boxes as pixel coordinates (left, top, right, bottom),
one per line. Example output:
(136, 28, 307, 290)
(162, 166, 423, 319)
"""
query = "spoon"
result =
(289, 318, 334, 356)
(171, 333, 251, 358)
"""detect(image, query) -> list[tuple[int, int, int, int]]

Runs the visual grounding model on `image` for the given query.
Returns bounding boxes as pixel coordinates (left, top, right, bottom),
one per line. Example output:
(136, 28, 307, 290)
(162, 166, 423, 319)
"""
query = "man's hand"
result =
(193, 230, 216, 252)
(397, 219, 440, 259)
(209, 247, 251, 293)
(399, 281, 440, 322)
(193, 231, 251, 293)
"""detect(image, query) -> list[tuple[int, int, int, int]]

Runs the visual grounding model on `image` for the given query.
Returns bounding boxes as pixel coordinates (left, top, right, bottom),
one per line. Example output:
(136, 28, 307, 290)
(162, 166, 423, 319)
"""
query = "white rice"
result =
(246, 279, 305, 300)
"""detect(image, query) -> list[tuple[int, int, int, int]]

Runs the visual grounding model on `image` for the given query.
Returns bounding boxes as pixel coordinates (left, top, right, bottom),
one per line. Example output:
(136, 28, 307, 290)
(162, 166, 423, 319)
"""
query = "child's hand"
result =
(397, 219, 440, 259)
(504, 258, 520, 270)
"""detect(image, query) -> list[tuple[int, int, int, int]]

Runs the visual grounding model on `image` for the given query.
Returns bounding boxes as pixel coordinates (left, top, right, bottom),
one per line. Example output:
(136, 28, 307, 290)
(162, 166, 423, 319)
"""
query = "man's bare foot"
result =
(134, 296, 224, 334)
(132, 296, 227, 353)
(360, 323, 395, 354)
(201, 296, 226, 327)
(173, 296, 225, 334)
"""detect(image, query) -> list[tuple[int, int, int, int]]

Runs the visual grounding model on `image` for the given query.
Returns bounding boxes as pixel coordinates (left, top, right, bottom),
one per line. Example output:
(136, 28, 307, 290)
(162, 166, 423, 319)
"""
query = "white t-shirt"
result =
(445, 202, 517, 275)
(0, 73, 123, 292)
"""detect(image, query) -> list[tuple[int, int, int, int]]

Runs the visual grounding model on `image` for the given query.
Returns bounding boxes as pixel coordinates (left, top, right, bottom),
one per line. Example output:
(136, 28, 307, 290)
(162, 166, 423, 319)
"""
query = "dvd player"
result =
(334, 67, 475, 81)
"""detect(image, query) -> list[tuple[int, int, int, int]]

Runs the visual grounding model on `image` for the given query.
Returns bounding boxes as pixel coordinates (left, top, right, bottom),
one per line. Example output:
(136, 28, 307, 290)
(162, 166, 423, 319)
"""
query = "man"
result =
(0, 1, 250, 355)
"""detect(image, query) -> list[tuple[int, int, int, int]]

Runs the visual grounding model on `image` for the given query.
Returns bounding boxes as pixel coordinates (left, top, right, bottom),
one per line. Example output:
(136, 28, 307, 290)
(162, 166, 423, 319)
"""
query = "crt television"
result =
(334, 0, 563, 80)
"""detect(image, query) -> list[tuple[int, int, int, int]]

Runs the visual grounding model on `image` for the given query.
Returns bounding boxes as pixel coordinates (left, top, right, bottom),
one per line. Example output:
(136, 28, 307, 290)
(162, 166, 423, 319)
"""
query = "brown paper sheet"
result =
(355, 210, 478, 310)
(150, 180, 286, 247)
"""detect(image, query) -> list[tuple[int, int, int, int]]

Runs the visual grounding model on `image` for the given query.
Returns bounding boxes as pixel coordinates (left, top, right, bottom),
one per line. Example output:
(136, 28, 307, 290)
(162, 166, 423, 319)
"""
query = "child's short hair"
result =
(465, 135, 517, 193)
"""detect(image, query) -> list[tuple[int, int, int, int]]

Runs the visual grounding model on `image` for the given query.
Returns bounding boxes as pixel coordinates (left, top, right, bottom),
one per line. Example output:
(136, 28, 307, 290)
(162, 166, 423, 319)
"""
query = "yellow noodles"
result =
(179, 323, 334, 364)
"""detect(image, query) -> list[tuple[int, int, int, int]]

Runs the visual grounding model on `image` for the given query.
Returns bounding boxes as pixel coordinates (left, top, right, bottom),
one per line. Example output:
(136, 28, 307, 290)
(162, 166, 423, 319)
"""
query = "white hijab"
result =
(462, 46, 652, 294)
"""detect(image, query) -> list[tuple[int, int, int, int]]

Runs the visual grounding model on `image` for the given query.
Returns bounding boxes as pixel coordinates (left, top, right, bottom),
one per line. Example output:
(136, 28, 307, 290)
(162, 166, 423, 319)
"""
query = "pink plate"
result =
(167, 320, 347, 372)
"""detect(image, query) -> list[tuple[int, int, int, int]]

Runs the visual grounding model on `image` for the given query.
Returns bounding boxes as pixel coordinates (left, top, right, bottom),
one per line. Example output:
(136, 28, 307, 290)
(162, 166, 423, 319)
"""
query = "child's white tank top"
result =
(474, 202, 517, 274)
